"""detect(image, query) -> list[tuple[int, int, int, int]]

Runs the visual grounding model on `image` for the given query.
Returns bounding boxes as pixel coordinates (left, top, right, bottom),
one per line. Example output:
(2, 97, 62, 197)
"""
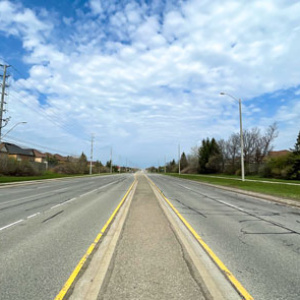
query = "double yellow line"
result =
(54, 179, 136, 300)
(148, 177, 253, 300)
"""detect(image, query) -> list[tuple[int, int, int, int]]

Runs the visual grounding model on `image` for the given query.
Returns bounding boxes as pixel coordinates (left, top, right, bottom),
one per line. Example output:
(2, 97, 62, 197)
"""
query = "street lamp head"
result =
(220, 92, 225, 95)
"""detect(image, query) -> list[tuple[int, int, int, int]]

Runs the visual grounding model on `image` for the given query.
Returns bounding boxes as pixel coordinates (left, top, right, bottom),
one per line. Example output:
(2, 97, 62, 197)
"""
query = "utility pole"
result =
(178, 143, 181, 175)
(0, 64, 10, 143)
(110, 147, 112, 173)
(89, 135, 94, 175)
(164, 155, 166, 173)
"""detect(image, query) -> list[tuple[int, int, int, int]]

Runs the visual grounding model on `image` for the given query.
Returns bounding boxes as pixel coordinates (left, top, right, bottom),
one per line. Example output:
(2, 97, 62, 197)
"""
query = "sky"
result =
(0, 0, 300, 169)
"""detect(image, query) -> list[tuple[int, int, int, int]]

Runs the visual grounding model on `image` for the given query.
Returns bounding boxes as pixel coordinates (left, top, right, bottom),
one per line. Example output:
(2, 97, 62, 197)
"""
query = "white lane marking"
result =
(175, 182, 247, 212)
(0, 219, 24, 232)
(48, 181, 118, 210)
(51, 203, 62, 210)
(0, 179, 123, 232)
(217, 199, 246, 212)
(27, 212, 40, 219)
(0, 187, 69, 206)
(177, 183, 195, 191)
(64, 197, 77, 204)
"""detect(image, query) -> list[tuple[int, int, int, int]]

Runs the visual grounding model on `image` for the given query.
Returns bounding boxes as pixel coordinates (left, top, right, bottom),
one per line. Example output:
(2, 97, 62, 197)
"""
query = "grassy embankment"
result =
(0, 171, 106, 184)
(166, 173, 300, 201)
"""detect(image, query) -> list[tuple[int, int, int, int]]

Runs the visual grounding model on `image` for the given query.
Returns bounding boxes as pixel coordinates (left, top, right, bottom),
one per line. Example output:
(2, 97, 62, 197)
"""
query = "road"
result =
(0, 174, 134, 300)
(148, 174, 300, 300)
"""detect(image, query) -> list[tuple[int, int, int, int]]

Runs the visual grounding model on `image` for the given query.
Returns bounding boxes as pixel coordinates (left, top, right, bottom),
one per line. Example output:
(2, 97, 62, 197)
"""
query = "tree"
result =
(180, 152, 188, 171)
(227, 133, 240, 174)
(292, 130, 300, 155)
(253, 123, 278, 173)
(166, 159, 177, 173)
(106, 160, 111, 168)
(46, 154, 58, 168)
(218, 139, 230, 173)
(198, 138, 220, 173)
(77, 152, 88, 174)
(288, 130, 300, 180)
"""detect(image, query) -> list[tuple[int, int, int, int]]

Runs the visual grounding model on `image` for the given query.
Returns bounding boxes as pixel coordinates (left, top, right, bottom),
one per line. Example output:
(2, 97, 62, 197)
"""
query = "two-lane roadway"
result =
(0, 174, 134, 300)
(148, 174, 300, 300)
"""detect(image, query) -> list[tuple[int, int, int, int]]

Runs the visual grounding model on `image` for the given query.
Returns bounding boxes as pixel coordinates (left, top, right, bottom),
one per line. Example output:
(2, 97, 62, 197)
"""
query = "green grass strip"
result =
(0, 172, 108, 184)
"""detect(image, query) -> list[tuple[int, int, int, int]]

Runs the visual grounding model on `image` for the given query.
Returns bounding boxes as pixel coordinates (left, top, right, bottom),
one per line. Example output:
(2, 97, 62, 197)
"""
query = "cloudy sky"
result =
(0, 0, 299, 168)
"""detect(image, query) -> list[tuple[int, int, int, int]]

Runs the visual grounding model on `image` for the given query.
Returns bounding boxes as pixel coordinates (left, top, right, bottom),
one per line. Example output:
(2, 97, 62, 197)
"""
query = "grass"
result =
(0, 172, 107, 184)
(165, 173, 300, 201)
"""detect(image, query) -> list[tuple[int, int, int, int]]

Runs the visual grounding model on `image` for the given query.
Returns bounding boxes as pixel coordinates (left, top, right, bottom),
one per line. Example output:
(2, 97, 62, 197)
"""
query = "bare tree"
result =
(186, 146, 199, 172)
(243, 127, 260, 168)
(218, 139, 230, 172)
(227, 133, 240, 173)
(253, 123, 278, 172)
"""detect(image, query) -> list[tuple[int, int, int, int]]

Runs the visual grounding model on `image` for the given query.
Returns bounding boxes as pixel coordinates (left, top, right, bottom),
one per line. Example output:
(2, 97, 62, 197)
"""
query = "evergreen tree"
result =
(198, 138, 220, 173)
(180, 152, 188, 170)
(293, 131, 300, 155)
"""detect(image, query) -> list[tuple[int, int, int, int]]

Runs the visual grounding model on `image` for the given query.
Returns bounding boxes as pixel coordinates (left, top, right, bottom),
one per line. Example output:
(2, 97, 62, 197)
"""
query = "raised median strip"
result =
(67, 174, 250, 300)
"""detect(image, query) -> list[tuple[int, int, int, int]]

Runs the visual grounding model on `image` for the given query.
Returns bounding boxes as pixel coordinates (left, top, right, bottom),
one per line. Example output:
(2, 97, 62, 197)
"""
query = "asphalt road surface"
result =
(148, 174, 300, 300)
(0, 174, 134, 300)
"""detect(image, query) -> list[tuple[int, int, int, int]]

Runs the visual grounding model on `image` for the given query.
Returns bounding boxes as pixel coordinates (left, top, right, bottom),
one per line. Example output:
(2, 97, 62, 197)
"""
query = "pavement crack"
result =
(42, 210, 64, 223)
(173, 198, 207, 218)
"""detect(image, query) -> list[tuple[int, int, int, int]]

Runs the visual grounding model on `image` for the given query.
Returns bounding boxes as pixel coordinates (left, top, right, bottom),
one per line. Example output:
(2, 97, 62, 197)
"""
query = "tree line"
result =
(0, 151, 135, 176)
(150, 124, 300, 180)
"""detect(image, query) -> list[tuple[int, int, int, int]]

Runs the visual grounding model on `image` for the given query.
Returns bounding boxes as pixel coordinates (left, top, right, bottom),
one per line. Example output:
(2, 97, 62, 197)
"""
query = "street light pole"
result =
(178, 143, 181, 175)
(0, 121, 27, 143)
(220, 92, 245, 181)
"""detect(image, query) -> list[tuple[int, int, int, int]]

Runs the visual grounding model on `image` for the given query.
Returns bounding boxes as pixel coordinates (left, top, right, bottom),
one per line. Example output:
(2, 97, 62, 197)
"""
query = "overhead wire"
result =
(4, 135, 77, 156)
(6, 64, 91, 143)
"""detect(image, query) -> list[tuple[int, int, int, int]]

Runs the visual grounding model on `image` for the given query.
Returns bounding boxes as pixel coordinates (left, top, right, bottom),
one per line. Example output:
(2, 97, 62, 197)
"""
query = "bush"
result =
(261, 153, 300, 180)
(0, 157, 42, 176)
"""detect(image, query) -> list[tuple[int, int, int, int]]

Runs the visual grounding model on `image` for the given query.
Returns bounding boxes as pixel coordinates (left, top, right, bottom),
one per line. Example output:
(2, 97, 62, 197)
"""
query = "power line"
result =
(8, 89, 87, 141)
(3, 135, 77, 156)
(6, 62, 91, 143)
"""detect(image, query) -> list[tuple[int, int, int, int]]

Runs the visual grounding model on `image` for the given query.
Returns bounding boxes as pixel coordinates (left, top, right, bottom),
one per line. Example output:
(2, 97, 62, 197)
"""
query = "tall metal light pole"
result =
(178, 143, 181, 175)
(110, 147, 113, 174)
(89, 135, 94, 175)
(0, 121, 27, 143)
(220, 92, 245, 181)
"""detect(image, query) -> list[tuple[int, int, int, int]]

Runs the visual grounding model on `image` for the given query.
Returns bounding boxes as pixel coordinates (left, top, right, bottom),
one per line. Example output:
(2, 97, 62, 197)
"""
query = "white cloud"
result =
(1, 0, 300, 166)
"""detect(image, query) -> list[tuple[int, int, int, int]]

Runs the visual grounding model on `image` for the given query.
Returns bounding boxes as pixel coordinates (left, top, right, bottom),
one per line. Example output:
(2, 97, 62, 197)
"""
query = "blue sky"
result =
(0, 0, 300, 168)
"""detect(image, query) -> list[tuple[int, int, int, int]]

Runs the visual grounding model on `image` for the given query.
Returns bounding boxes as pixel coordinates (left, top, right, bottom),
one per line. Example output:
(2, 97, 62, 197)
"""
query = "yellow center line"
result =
(147, 176, 253, 300)
(54, 179, 136, 300)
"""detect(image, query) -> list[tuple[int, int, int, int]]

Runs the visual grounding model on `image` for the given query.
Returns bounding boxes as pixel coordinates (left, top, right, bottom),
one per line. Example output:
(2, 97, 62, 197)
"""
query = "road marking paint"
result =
(54, 179, 136, 300)
(217, 200, 246, 212)
(147, 177, 254, 300)
(176, 182, 247, 213)
(27, 212, 40, 219)
(64, 197, 77, 204)
(0, 219, 24, 232)
(51, 203, 62, 210)
(0, 187, 69, 206)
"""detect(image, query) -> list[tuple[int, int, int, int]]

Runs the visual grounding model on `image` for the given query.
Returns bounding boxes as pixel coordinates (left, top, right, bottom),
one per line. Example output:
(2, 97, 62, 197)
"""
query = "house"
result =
(0, 142, 35, 161)
(268, 150, 290, 158)
(54, 153, 69, 163)
(32, 149, 47, 164)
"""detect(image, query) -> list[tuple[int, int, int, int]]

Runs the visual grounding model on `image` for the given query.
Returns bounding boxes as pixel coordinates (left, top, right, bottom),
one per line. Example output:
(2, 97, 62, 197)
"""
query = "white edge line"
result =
(0, 219, 24, 232)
